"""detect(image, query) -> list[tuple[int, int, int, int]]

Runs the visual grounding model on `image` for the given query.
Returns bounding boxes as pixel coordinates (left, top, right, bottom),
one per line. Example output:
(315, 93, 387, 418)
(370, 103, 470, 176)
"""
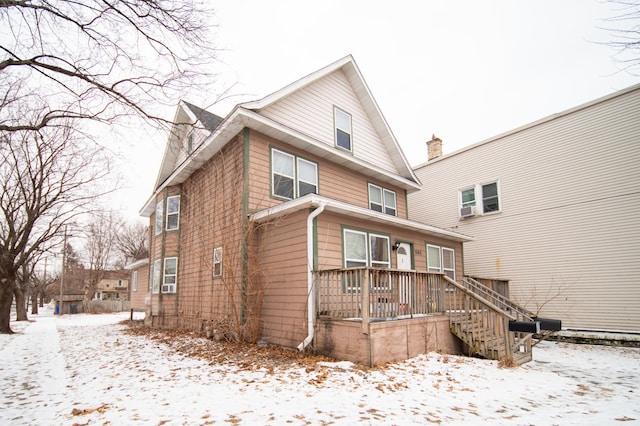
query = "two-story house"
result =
(409, 84, 640, 336)
(139, 56, 540, 365)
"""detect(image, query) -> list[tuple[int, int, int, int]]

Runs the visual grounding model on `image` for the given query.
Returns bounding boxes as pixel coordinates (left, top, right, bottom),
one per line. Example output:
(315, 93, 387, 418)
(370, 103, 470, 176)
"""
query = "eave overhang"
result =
(250, 194, 474, 243)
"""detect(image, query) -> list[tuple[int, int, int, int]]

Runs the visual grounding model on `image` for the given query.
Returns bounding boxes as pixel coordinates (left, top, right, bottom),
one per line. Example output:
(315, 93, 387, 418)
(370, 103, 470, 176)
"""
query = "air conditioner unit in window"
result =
(460, 205, 476, 218)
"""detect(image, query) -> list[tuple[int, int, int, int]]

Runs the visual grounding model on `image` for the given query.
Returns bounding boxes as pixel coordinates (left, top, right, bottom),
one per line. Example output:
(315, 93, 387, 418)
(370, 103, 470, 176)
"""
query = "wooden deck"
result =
(313, 268, 537, 366)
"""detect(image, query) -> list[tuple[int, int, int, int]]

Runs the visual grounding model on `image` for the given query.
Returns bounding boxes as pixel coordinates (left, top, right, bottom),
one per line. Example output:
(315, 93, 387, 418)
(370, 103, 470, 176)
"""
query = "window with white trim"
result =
(212, 247, 222, 278)
(458, 180, 500, 217)
(343, 229, 390, 269)
(166, 195, 180, 231)
(426, 244, 455, 280)
(271, 148, 318, 200)
(132, 270, 138, 292)
(186, 131, 194, 154)
(155, 201, 163, 235)
(152, 259, 161, 294)
(162, 257, 177, 293)
(334, 107, 352, 152)
(368, 183, 397, 216)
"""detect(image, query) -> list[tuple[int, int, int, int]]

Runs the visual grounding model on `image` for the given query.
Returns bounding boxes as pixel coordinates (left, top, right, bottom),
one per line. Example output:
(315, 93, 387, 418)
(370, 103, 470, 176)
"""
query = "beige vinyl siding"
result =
(257, 210, 310, 348)
(248, 130, 408, 218)
(409, 85, 640, 332)
(260, 70, 397, 175)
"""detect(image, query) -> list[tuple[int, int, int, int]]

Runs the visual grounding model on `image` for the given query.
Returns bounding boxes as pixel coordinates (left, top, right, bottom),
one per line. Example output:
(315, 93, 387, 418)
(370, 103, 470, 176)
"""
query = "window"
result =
(132, 271, 138, 292)
(334, 107, 352, 152)
(343, 229, 390, 269)
(460, 188, 475, 208)
(155, 200, 163, 234)
(186, 131, 194, 154)
(166, 195, 180, 231)
(271, 148, 317, 200)
(213, 247, 222, 278)
(152, 259, 161, 294)
(162, 257, 177, 293)
(482, 182, 499, 213)
(368, 184, 397, 216)
(426, 244, 455, 280)
(458, 180, 500, 216)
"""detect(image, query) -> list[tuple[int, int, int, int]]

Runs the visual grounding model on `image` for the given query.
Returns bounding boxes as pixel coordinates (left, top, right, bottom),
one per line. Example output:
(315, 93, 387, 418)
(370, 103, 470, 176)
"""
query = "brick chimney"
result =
(427, 134, 442, 161)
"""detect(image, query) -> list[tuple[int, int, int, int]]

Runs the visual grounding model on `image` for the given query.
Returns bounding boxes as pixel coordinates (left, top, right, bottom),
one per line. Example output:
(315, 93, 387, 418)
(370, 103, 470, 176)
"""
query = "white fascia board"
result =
(240, 55, 354, 111)
(240, 109, 421, 191)
(250, 194, 473, 243)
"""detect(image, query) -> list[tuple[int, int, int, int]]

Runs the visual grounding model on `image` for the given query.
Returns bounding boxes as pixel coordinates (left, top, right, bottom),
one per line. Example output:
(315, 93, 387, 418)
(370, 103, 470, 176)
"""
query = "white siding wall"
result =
(409, 87, 640, 332)
(260, 70, 397, 174)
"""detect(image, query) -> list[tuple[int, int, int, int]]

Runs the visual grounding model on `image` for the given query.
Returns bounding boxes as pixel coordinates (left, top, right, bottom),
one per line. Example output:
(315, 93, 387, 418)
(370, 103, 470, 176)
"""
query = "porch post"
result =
(361, 268, 369, 335)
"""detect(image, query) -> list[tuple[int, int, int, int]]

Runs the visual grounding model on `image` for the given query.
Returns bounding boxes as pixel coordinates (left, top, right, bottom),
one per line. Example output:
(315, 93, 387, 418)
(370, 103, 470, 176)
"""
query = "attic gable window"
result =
(186, 131, 194, 154)
(334, 107, 352, 152)
(271, 148, 318, 200)
(368, 184, 397, 216)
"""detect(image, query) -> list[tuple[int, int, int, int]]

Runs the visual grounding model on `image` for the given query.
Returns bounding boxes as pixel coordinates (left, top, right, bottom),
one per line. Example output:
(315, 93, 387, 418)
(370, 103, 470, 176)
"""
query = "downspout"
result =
(297, 201, 327, 351)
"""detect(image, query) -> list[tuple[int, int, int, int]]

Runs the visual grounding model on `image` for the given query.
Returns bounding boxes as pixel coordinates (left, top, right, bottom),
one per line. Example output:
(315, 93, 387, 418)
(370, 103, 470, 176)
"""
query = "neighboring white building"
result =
(409, 83, 640, 334)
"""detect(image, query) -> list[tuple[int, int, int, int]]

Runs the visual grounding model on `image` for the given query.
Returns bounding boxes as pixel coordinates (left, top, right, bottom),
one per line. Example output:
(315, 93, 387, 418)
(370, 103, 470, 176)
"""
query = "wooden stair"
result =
(444, 276, 538, 365)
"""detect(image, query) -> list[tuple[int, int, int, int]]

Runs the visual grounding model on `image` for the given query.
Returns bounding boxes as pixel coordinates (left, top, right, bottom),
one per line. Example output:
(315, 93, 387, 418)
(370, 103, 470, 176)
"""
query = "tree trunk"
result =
(0, 282, 15, 334)
(14, 285, 28, 321)
(31, 291, 38, 315)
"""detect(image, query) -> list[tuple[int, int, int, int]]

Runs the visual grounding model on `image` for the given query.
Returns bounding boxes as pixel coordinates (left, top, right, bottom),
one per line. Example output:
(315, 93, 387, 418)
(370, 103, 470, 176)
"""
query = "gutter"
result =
(297, 201, 327, 351)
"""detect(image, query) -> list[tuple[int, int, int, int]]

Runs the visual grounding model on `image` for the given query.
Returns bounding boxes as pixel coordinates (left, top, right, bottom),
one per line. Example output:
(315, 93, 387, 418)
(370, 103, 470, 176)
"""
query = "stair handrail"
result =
(443, 276, 517, 321)
(461, 276, 536, 321)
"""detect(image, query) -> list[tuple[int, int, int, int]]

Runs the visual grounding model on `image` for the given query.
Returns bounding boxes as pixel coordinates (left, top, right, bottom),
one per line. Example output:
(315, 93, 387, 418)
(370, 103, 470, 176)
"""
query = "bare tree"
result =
(115, 221, 149, 266)
(1, 0, 219, 133)
(83, 212, 120, 302)
(0, 124, 109, 333)
(601, 0, 640, 75)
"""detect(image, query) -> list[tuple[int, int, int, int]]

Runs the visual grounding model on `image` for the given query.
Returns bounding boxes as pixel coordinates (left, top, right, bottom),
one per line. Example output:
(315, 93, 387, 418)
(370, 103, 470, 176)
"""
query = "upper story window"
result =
(155, 201, 163, 234)
(334, 107, 352, 152)
(186, 131, 194, 154)
(271, 148, 318, 200)
(212, 246, 222, 278)
(368, 184, 397, 216)
(458, 180, 500, 218)
(166, 195, 180, 231)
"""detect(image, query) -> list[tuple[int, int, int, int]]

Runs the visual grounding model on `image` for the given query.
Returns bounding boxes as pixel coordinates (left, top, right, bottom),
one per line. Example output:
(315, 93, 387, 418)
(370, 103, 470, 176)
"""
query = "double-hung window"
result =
(132, 271, 138, 292)
(334, 107, 352, 152)
(368, 184, 397, 216)
(155, 201, 163, 234)
(426, 244, 455, 281)
(166, 195, 180, 231)
(458, 180, 500, 217)
(343, 229, 390, 269)
(162, 257, 177, 293)
(151, 259, 161, 293)
(271, 148, 318, 200)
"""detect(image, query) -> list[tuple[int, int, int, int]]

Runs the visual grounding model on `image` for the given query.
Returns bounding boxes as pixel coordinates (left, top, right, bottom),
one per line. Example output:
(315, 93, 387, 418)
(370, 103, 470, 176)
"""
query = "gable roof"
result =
(142, 56, 420, 216)
(182, 101, 224, 132)
(240, 55, 418, 183)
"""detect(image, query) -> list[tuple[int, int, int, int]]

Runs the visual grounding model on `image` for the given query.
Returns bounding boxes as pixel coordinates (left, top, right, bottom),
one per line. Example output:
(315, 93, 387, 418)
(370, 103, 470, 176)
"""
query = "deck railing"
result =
(314, 268, 447, 320)
(314, 268, 533, 362)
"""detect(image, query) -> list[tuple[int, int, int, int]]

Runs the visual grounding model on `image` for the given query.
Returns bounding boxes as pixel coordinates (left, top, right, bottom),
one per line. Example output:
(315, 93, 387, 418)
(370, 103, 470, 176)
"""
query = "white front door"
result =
(396, 243, 412, 271)
(396, 243, 412, 309)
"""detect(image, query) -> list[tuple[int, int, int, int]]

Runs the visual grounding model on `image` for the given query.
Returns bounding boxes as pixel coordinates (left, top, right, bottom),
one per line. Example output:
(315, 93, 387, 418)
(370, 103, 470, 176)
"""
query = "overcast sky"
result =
(120, 0, 639, 220)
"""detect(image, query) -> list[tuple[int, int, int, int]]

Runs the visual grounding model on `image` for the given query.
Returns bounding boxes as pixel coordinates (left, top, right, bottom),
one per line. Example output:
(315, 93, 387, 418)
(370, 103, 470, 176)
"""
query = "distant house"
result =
(139, 56, 543, 365)
(409, 84, 640, 334)
(92, 270, 130, 301)
(125, 258, 150, 314)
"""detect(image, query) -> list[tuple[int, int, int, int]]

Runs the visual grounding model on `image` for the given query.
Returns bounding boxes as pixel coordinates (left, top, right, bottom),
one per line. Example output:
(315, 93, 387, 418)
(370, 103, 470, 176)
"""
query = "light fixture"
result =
(392, 241, 401, 251)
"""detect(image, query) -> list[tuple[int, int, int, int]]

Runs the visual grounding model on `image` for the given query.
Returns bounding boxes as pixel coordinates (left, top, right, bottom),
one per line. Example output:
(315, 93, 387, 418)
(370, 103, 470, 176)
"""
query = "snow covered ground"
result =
(1, 307, 639, 425)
